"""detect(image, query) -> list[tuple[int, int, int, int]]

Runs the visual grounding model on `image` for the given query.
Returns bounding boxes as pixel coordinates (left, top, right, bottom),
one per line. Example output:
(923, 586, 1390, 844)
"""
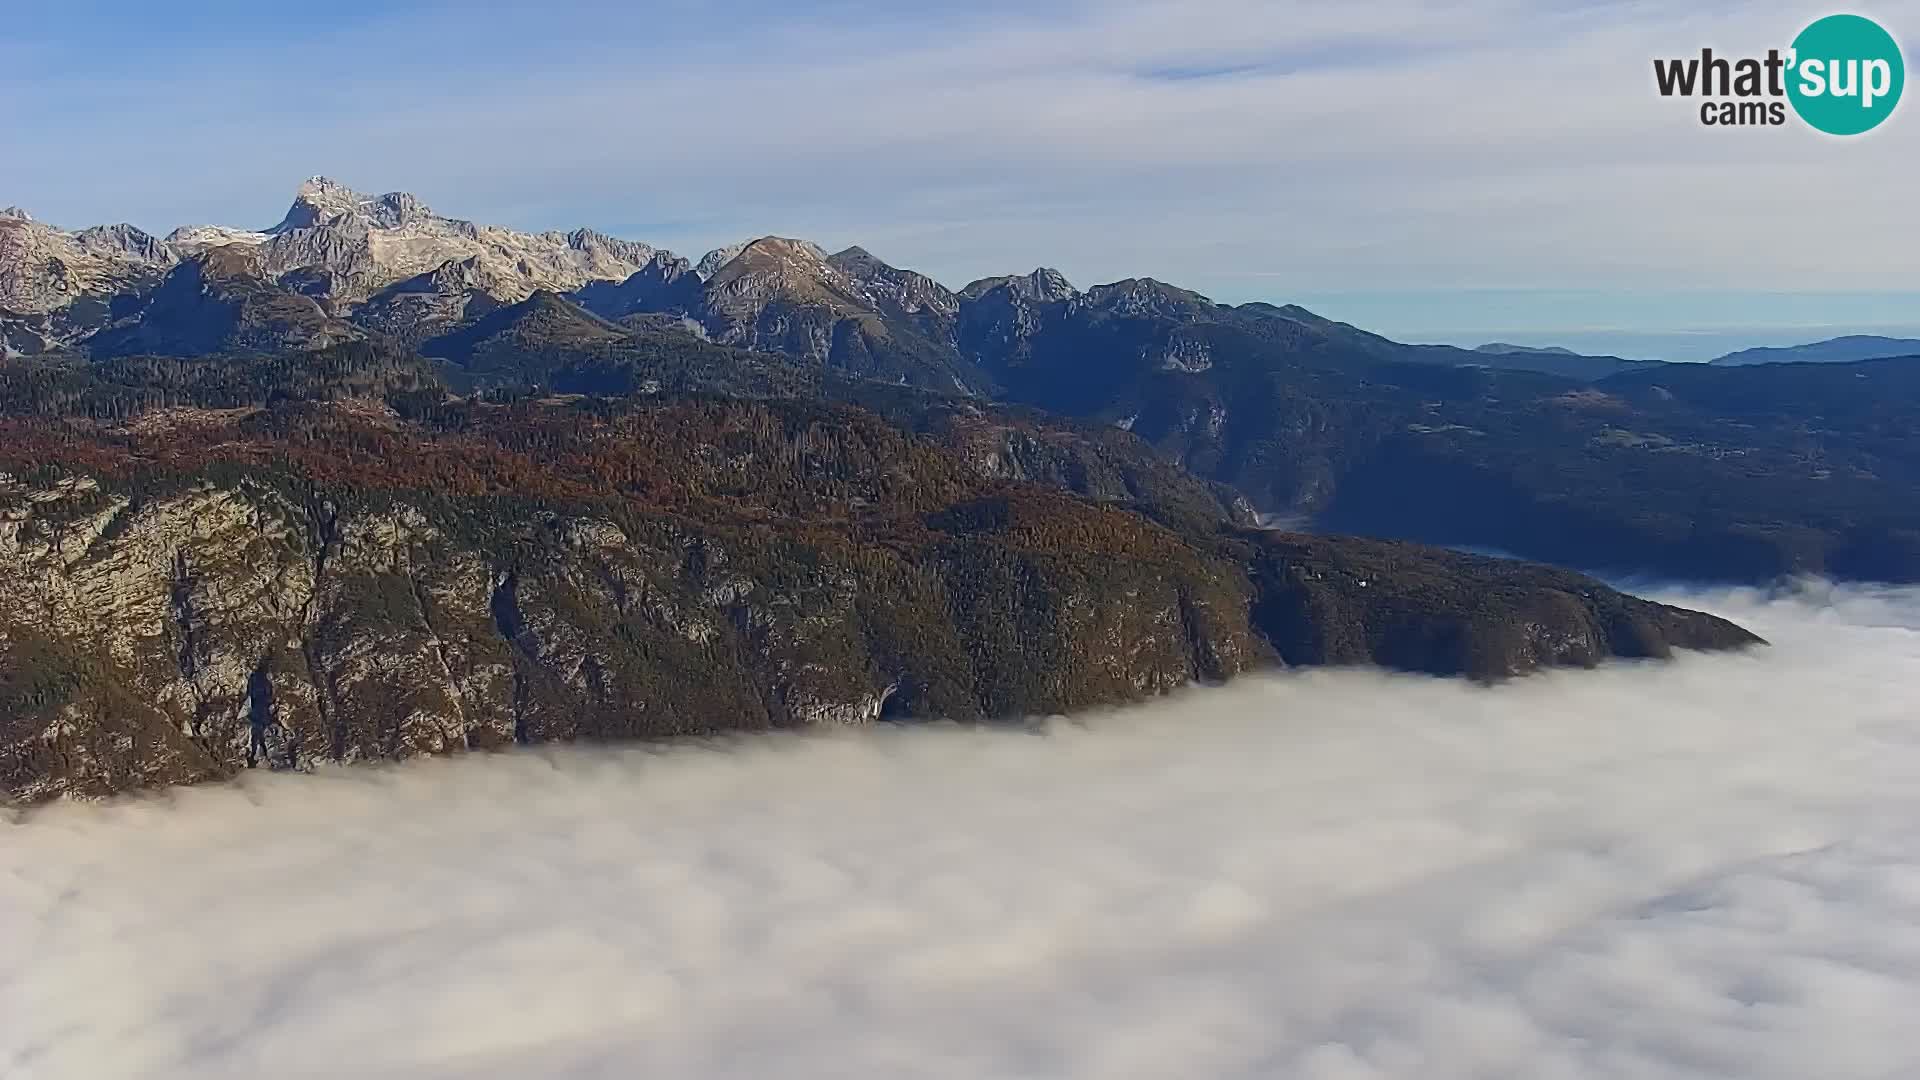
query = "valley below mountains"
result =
(10, 176, 1913, 799)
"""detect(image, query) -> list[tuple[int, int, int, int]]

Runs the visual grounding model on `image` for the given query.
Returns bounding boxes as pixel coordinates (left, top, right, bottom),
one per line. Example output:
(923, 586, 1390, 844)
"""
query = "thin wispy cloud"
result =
(6, 584, 1920, 1079)
(6, 0, 1919, 336)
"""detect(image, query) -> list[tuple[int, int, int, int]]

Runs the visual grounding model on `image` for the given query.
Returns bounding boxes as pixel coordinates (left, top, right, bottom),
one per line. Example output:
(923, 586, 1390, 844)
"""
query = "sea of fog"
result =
(6, 583, 1920, 1080)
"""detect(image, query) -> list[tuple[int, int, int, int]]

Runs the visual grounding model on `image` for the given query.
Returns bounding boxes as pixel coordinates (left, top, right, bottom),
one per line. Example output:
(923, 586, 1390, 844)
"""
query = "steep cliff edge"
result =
(0, 367, 1760, 802)
(0, 466, 1262, 801)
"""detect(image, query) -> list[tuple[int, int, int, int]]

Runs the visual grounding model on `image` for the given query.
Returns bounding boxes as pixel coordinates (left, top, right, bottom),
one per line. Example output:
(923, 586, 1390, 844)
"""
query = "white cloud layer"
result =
(5, 582, 1920, 1079)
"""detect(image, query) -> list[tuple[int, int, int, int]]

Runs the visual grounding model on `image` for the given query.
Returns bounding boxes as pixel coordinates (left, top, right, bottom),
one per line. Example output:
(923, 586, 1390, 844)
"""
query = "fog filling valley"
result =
(5, 583, 1920, 1080)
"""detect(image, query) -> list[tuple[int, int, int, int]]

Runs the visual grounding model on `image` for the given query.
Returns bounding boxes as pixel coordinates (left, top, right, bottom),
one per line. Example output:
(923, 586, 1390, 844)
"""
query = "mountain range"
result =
(7, 177, 1918, 799)
(1, 178, 1650, 382)
(11, 181, 1913, 380)
(1472, 334, 1920, 367)
(7, 177, 1918, 587)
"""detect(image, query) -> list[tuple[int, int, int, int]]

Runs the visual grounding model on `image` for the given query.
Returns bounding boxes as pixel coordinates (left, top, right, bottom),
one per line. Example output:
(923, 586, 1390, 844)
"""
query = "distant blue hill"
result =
(1475, 342, 1580, 356)
(1709, 335, 1920, 366)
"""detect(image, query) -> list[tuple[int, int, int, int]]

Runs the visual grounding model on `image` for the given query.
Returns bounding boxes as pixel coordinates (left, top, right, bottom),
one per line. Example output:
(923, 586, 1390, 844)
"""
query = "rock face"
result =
(0, 211, 179, 354)
(1, 300, 124, 358)
(828, 246, 961, 331)
(167, 177, 661, 307)
(694, 237, 991, 392)
(959, 268, 1077, 304)
(956, 268, 1077, 371)
(0, 464, 1265, 803)
(350, 257, 505, 348)
(694, 241, 751, 281)
(87, 248, 366, 358)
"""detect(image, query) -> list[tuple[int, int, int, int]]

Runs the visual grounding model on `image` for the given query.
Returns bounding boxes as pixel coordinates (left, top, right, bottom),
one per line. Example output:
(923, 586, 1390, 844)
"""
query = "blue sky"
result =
(6, 0, 1919, 358)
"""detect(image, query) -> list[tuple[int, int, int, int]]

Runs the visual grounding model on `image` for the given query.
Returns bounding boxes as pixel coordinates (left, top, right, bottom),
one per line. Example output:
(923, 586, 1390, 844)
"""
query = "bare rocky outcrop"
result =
(829, 246, 961, 323)
(958, 267, 1076, 304)
(351, 257, 507, 347)
(693, 237, 992, 392)
(0, 213, 178, 316)
(0, 466, 1272, 802)
(4, 178, 667, 355)
(172, 177, 663, 306)
(694, 241, 751, 281)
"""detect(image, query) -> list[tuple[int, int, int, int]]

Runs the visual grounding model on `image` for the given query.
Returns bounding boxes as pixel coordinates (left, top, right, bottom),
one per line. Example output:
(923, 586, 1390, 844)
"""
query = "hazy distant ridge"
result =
(1709, 334, 1920, 367)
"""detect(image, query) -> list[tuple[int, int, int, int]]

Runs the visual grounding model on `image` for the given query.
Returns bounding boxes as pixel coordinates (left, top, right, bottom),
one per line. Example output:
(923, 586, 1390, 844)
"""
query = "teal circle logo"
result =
(1788, 14, 1904, 135)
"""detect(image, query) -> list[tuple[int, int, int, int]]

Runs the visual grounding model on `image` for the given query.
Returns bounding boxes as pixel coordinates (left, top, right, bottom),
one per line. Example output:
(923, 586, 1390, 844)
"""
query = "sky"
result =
(7, 581, 1920, 1079)
(5, 0, 1920, 357)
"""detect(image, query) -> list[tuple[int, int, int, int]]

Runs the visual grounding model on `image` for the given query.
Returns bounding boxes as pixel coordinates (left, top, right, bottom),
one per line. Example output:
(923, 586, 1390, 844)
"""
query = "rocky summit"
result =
(0, 178, 662, 344)
(166, 176, 662, 306)
(0, 211, 176, 313)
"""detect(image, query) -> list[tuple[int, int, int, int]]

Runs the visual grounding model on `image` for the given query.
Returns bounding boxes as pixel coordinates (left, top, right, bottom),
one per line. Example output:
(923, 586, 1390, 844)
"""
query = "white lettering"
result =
(1863, 59, 1892, 107)
(1800, 57, 1828, 96)
(1830, 58, 1859, 99)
